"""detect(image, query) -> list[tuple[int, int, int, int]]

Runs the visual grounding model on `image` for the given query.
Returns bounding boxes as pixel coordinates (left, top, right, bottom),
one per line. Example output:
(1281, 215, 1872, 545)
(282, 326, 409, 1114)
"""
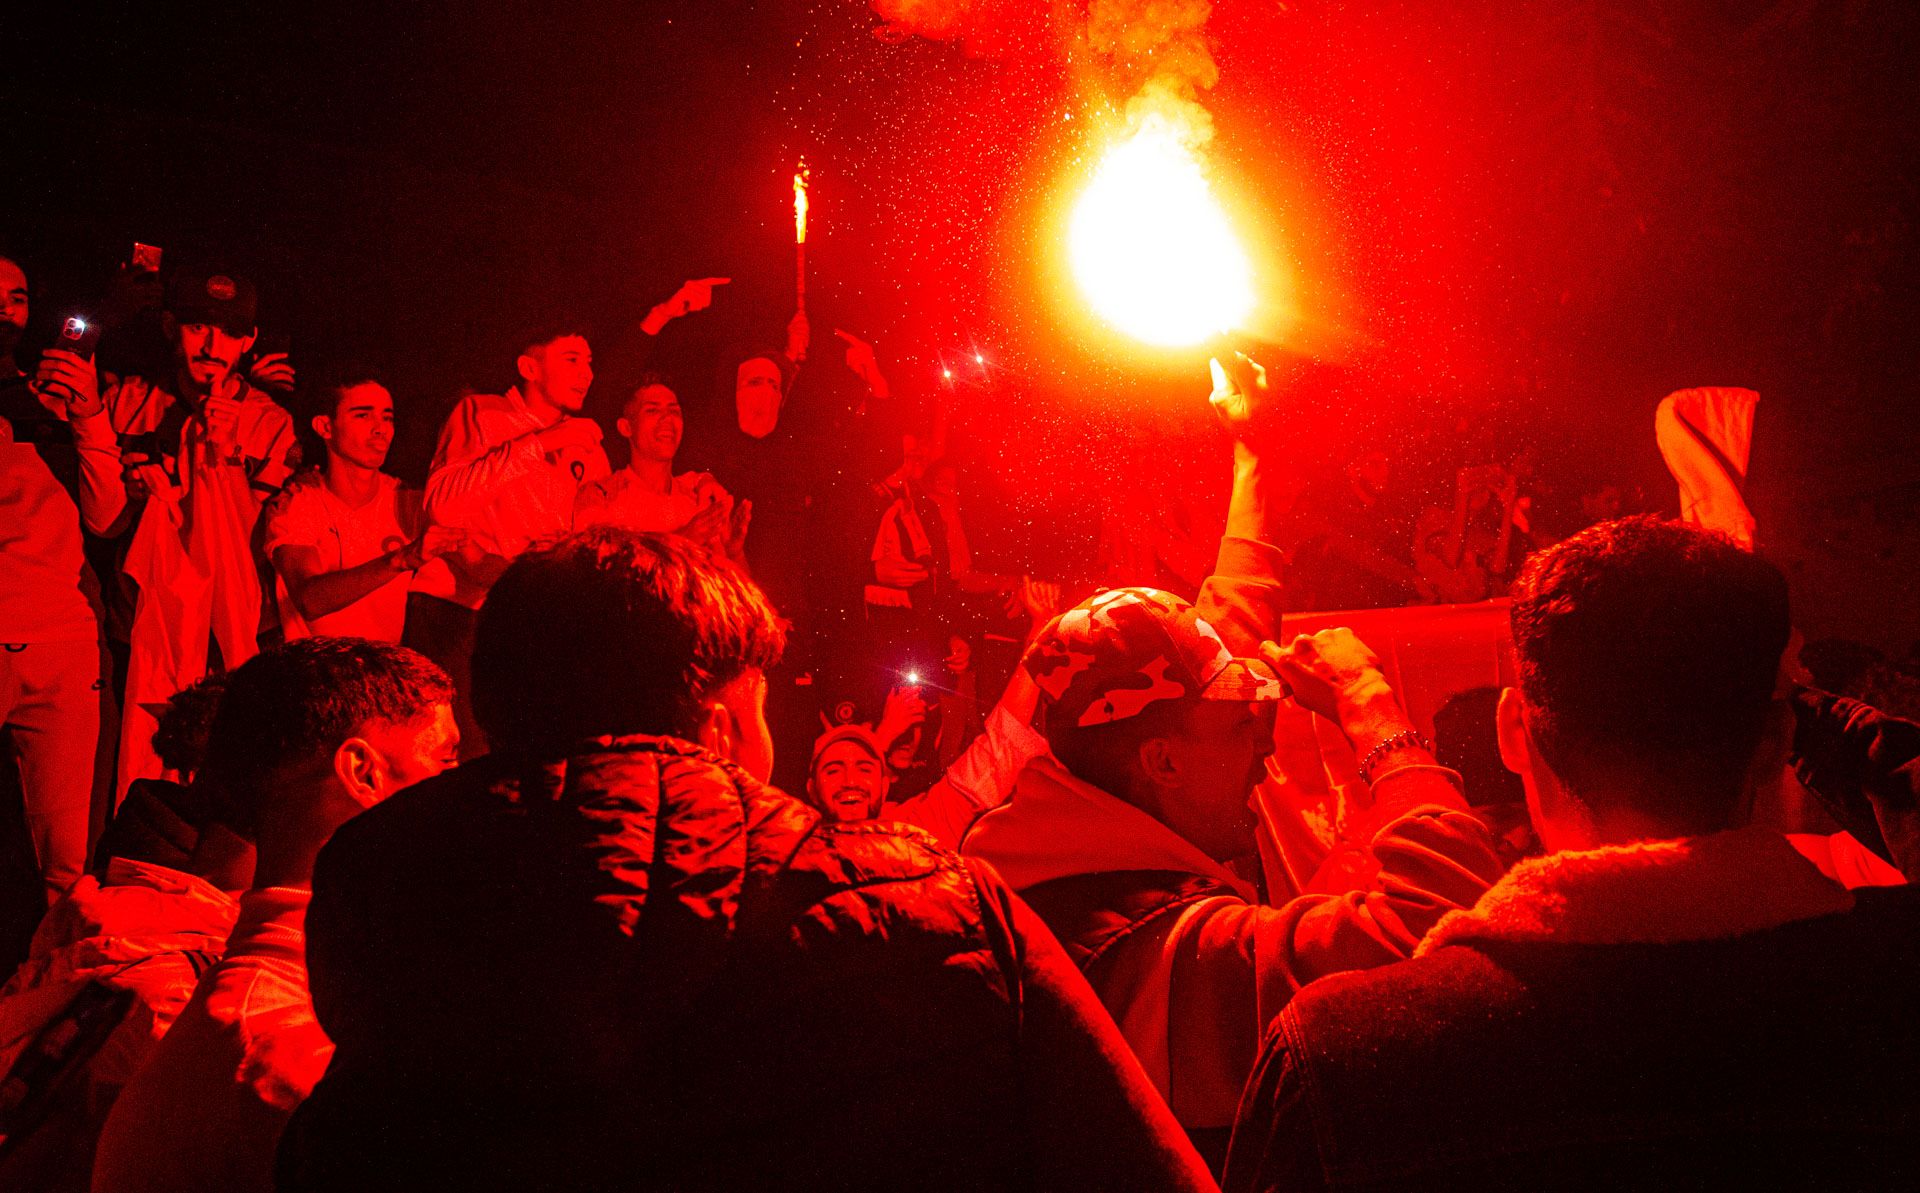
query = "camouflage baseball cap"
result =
(1022, 587, 1288, 730)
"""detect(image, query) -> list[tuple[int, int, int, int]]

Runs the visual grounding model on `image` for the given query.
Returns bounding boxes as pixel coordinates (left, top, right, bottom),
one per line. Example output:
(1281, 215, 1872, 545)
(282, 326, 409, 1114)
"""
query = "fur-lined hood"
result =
(1417, 825, 1854, 956)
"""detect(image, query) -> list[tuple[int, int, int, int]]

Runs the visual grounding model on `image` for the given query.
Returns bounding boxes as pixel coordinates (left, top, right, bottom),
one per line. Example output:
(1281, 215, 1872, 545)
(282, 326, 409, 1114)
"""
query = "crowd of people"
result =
(2, 240, 1918, 1191)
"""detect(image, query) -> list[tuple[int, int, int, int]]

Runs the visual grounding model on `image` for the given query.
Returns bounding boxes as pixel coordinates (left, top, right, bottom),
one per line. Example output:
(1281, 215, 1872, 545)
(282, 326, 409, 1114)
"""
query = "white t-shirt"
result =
(263, 470, 418, 643)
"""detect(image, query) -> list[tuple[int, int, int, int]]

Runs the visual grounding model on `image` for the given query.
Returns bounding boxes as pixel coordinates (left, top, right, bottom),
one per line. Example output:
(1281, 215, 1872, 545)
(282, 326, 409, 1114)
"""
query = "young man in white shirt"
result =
(405, 320, 610, 756)
(264, 374, 465, 643)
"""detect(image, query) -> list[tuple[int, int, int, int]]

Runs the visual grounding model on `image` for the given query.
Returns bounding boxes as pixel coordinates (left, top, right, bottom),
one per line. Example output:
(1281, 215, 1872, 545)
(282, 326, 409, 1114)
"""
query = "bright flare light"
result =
(1069, 123, 1254, 347)
(793, 166, 809, 244)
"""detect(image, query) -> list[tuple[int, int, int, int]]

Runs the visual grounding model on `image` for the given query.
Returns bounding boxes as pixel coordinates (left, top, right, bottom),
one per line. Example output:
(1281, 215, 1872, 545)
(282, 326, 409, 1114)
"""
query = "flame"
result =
(1068, 120, 1253, 346)
(794, 165, 810, 244)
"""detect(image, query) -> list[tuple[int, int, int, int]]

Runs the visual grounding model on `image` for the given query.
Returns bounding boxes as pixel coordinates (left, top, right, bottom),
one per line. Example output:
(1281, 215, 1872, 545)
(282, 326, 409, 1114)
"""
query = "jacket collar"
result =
(963, 755, 1256, 900)
(1417, 825, 1854, 956)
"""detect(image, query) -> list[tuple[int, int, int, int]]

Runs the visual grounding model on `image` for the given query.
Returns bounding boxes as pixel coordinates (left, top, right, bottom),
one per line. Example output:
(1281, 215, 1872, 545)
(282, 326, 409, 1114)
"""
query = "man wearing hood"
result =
(276, 527, 1213, 1193)
(963, 354, 1505, 1168)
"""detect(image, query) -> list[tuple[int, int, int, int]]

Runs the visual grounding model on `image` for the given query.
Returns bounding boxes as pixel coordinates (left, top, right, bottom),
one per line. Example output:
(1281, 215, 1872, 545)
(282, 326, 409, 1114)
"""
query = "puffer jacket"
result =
(277, 735, 1212, 1193)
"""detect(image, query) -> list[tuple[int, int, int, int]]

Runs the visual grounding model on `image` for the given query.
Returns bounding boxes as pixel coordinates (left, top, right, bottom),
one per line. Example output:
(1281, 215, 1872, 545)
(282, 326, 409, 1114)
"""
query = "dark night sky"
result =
(4, 0, 1918, 641)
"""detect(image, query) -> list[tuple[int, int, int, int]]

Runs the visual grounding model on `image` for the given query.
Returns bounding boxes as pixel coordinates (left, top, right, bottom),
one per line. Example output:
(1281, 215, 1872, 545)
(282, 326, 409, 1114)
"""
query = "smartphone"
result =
(55, 315, 103, 362)
(130, 243, 163, 273)
(242, 330, 292, 369)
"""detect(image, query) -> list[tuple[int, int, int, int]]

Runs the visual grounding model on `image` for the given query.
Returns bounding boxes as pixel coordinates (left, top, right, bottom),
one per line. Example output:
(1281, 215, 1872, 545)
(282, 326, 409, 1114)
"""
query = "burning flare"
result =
(794, 165, 810, 244)
(1069, 120, 1253, 347)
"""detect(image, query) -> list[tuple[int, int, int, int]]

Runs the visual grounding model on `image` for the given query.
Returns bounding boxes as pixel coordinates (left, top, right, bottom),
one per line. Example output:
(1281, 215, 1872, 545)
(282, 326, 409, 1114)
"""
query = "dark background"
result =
(3, 0, 1917, 644)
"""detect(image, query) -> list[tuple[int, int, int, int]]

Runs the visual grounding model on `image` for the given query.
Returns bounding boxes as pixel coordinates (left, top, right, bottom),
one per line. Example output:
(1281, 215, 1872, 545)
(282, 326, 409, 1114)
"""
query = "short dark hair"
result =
(1508, 516, 1790, 831)
(300, 365, 390, 425)
(512, 314, 593, 358)
(471, 528, 787, 754)
(1045, 696, 1195, 802)
(619, 372, 675, 419)
(151, 672, 229, 780)
(200, 638, 453, 834)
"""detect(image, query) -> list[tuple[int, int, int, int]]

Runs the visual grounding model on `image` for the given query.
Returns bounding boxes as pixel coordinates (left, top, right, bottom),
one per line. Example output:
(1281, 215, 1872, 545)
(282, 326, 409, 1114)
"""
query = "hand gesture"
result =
(875, 684, 931, 751)
(1261, 628, 1390, 722)
(945, 636, 973, 675)
(247, 351, 296, 394)
(786, 309, 811, 363)
(670, 276, 730, 317)
(406, 525, 468, 569)
(726, 498, 752, 561)
(1008, 575, 1066, 630)
(536, 418, 603, 458)
(34, 349, 103, 419)
(834, 329, 889, 399)
(201, 393, 243, 453)
(680, 498, 731, 554)
(1207, 350, 1274, 441)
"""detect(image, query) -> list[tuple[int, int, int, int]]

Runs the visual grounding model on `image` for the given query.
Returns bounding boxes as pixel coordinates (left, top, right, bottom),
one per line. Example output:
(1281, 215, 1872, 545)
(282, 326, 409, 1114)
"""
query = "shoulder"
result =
(263, 469, 326, 523)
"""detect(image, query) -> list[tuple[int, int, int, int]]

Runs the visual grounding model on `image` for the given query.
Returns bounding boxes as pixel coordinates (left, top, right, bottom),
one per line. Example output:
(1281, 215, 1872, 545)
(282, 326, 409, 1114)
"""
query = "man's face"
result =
(522, 335, 594, 413)
(361, 703, 461, 798)
(0, 258, 26, 359)
(318, 382, 395, 472)
(809, 739, 890, 823)
(734, 356, 784, 439)
(173, 320, 255, 393)
(1157, 699, 1276, 862)
(621, 383, 682, 464)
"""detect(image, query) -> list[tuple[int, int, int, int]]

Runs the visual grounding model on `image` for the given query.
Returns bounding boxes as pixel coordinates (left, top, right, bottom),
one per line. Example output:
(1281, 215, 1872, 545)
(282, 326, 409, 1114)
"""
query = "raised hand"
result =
(1261, 627, 1390, 723)
(247, 351, 296, 394)
(34, 349, 102, 418)
(834, 329, 889, 399)
(1206, 350, 1274, 440)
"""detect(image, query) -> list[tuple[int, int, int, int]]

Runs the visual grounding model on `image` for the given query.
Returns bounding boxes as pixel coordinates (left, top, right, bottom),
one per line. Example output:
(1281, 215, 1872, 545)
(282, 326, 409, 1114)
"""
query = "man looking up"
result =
(265, 374, 465, 643)
(1223, 520, 1920, 1192)
(408, 319, 609, 755)
(278, 528, 1213, 1193)
(573, 376, 746, 566)
(76, 267, 297, 793)
(963, 353, 1504, 1170)
(95, 638, 457, 1193)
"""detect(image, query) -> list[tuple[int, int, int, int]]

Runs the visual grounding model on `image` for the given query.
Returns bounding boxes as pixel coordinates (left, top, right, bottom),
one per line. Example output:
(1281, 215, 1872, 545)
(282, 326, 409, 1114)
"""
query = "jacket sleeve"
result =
(423, 397, 542, 528)
(1220, 1015, 1328, 1193)
(1195, 535, 1286, 657)
(891, 704, 1048, 850)
(68, 407, 127, 535)
(1788, 685, 1920, 879)
(967, 861, 1217, 1193)
(1157, 801, 1500, 1124)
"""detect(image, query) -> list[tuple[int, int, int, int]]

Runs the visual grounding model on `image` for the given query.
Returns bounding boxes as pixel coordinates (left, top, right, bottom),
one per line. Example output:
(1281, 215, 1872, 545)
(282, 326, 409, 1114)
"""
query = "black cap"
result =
(166, 268, 258, 336)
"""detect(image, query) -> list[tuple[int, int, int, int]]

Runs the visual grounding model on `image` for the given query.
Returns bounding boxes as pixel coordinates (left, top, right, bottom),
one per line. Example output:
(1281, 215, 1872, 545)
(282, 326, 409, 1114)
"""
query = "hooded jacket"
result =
(966, 756, 1500, 1147)
(276, 735, 1212, 1193)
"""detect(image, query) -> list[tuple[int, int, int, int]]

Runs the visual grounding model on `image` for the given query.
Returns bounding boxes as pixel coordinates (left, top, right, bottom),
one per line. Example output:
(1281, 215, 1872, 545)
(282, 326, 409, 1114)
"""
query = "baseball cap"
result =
(166, 267, 258, 336)
(1023, 587, 1288, 730)
(809, 724, 887, 775)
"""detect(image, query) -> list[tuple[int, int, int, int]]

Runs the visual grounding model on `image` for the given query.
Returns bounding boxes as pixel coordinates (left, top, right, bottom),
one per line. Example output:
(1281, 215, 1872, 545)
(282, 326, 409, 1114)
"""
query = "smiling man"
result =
(264, 373, 465, 643)
(573, 376, 745, 566)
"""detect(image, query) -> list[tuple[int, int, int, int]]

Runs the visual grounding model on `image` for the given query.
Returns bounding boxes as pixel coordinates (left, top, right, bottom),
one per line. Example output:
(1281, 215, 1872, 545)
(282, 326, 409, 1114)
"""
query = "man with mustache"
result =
(81, 267, 298, 794)
(263, 373, 466, 643)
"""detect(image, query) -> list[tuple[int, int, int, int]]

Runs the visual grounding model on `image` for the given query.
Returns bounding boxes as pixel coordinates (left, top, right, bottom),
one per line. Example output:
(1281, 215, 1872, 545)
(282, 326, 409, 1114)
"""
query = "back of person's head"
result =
(151, 671, 228, 784)
(1508, 516, 1790, 833)
(199, 638, 454, 837)
(471, 527, 786, 755)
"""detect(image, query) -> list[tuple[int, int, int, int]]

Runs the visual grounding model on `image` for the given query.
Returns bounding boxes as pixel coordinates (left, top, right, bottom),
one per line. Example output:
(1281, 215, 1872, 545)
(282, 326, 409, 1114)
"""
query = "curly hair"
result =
(1508, 516, 1790, 831)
